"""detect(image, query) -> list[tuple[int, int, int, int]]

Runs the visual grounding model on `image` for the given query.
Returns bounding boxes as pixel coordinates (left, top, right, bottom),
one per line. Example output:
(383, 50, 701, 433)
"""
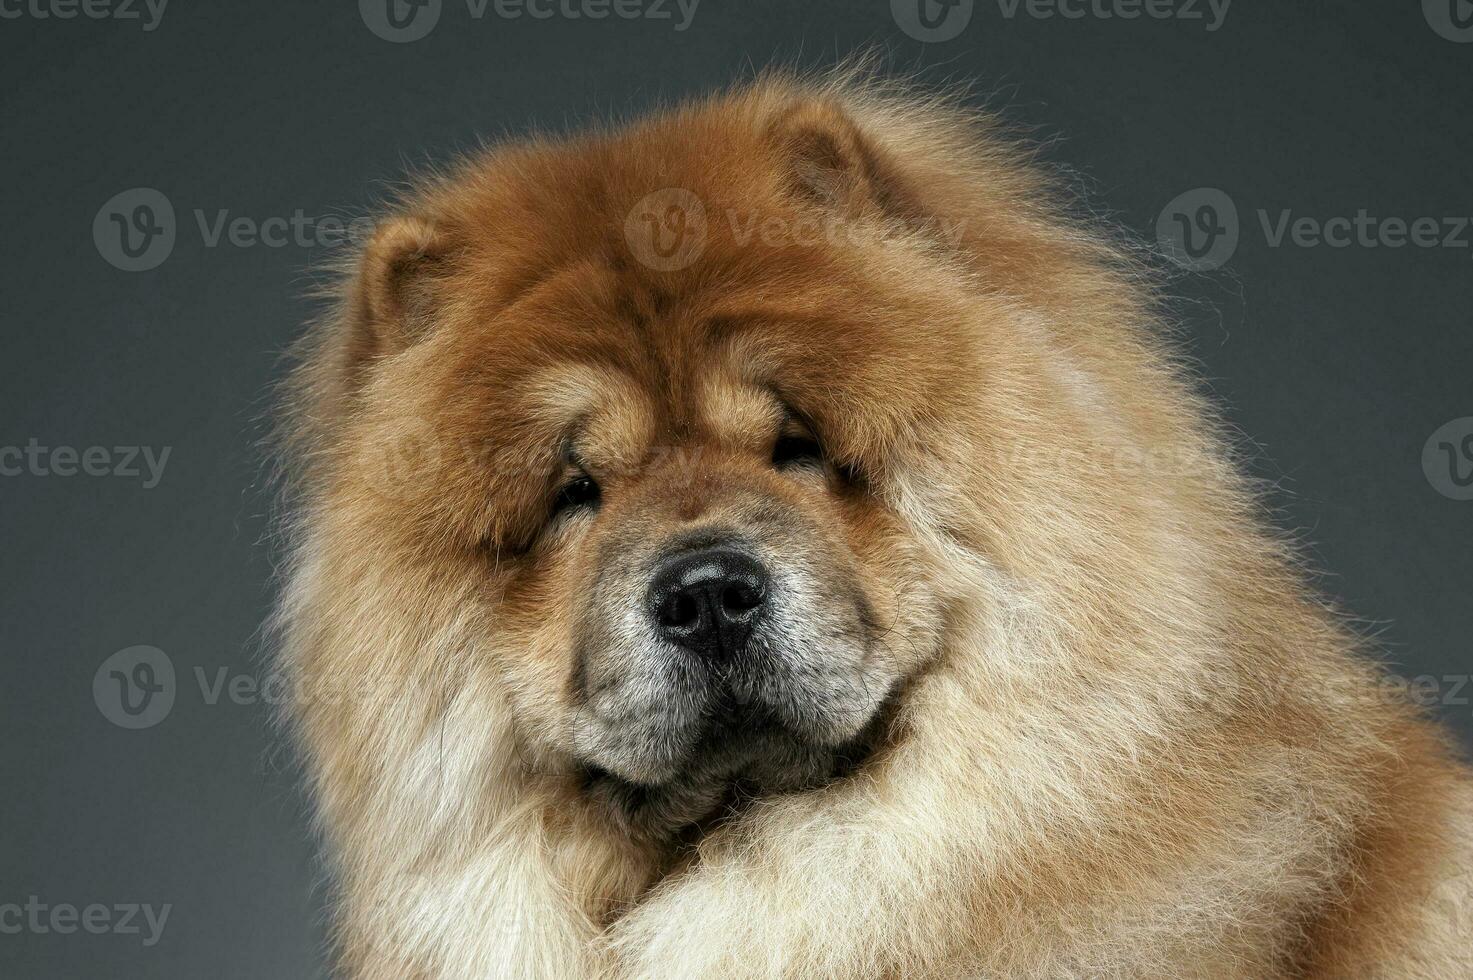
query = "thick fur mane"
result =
(272, 68, 1473, 979)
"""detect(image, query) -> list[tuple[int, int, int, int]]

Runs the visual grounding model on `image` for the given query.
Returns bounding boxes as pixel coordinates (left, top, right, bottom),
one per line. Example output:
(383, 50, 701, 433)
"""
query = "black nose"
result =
(648, 546, 770, 657)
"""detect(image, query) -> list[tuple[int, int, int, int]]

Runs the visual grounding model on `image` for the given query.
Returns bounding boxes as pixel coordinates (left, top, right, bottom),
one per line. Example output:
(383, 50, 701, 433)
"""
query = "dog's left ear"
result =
(764, 100, 911, 220)
(352, 214, 454, 361)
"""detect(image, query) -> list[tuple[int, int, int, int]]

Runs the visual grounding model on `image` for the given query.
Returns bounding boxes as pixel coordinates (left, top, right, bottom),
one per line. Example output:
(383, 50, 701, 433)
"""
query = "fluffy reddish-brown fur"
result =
(273, 67, 1473, 978)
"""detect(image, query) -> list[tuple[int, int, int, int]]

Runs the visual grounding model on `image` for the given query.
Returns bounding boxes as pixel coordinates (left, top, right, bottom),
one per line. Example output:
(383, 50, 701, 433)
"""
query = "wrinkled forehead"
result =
(422, 262, 801, 463)
(517, 360, 784, 472)
(406, 214, 979, 482)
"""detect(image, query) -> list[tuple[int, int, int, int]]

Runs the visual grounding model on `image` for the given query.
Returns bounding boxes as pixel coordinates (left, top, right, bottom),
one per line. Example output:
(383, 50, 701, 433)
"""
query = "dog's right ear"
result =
(764, 98, 926, 236)
(344, 214, 453, 371)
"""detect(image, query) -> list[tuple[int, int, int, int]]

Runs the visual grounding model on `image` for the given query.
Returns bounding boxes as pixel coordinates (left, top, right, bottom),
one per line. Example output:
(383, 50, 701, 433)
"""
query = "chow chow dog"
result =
(272, 69, 1473, 978)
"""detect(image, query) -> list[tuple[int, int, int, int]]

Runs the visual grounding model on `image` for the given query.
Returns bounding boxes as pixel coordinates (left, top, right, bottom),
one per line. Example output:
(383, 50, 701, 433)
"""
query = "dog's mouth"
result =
(569, 546, 903, 838)
(577, 692, 892, 840)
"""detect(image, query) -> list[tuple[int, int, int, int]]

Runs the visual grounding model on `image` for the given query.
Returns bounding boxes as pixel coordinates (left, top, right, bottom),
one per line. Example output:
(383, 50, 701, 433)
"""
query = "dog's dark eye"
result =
(772, 433, 824, 469)
(551, 474, 600, 518)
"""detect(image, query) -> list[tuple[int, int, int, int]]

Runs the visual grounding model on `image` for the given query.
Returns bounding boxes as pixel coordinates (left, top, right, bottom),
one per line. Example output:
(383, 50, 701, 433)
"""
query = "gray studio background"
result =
(2, 1, 1470, 977)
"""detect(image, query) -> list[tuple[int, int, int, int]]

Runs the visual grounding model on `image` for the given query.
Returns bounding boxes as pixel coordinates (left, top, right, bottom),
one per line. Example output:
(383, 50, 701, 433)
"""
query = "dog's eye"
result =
(551, 474, 601, 518)
(772, 433, 824, 469)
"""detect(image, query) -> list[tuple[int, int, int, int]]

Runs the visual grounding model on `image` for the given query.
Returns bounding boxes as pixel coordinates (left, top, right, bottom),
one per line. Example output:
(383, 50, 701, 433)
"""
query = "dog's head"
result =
(283, 79, 1143, 840)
